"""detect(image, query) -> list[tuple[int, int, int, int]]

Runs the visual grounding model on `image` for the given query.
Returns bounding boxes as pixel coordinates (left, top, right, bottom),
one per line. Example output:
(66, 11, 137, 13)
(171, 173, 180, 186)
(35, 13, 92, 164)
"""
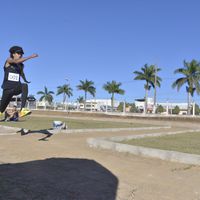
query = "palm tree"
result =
(37, 86, 54, 108)
(172, 60, 200, 115)
(57, 84, 73, 110)
(77, 79, 96, 110)
(103, 80, 125, 111)
(133, 64, 162, 113)
(76, 96, 84, 111)
(77, 96, 84, 103)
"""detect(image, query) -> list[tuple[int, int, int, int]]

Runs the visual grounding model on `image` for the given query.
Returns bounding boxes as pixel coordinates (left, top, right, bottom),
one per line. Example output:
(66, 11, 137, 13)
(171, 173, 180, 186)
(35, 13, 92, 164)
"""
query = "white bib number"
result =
(8, 72, 20, 82)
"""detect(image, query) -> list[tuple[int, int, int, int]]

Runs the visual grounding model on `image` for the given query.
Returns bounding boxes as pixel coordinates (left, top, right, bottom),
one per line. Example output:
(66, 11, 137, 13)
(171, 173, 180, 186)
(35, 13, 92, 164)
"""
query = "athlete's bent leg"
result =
(21, 83, 28, 109)
(0, 89, 14, 113)
(15, 83, 31, 117)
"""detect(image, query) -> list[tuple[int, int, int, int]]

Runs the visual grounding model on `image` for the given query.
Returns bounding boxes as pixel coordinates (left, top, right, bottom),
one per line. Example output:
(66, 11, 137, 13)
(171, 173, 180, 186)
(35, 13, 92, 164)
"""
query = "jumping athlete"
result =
(0, 46, 38, 117)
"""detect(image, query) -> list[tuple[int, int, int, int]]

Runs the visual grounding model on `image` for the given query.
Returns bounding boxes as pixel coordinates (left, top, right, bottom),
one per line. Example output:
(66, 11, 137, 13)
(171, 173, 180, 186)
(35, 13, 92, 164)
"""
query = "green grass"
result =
(0, 116, 151, 130)
(121, 132, 200, 155)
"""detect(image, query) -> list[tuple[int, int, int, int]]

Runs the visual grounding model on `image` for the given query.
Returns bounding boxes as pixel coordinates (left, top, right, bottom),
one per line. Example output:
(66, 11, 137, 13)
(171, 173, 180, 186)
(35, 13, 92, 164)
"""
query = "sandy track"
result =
(0, 116, 200, 200)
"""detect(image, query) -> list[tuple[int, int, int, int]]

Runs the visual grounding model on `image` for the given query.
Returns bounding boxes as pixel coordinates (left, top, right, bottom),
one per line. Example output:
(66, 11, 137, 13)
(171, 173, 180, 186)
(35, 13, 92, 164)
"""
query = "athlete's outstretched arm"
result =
(6, 54, 38, 65)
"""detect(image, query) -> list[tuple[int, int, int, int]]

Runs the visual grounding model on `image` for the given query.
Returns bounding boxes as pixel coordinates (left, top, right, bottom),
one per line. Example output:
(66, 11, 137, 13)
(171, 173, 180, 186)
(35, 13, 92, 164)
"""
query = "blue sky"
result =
(1, 0, 200, 104)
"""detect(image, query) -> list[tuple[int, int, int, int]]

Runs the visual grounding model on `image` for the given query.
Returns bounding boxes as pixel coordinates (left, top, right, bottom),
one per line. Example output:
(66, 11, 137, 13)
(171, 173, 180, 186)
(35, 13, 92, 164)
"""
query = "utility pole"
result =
(166, 99, 169, 115)
(153, 64, 157, 113)
(123, 100, 126, 115)
(193, 101, 195, 116)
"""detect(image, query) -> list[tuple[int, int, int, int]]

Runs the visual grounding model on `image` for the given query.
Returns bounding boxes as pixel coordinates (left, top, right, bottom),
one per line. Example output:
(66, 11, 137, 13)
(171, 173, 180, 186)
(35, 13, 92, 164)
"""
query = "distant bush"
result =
(156, 105, 165, 114)
(172, 106, 180, 115)
(117, 102, 124, 112)
(130, 103, 140, 113)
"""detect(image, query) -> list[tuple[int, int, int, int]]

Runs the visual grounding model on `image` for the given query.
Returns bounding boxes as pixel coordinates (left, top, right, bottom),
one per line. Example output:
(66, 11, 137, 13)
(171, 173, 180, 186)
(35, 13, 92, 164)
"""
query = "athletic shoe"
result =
(19, 108, 32, 117)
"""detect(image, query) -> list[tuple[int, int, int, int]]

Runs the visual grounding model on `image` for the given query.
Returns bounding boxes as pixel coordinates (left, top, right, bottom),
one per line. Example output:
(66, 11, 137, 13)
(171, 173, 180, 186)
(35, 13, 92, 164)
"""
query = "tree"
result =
(172, 105, 180, 115)
(133, 64, 162, 113)
(77, 79, 96, 110)
(103, 80, 125, 111)
(77, 96, 84, 103)
(37, 86, 54, 105)
(76, 96, 84, 110)
(172, 60, 200, 115)
(156, 105, 165, 114)
(117, 102, 124, 112)
(57, 84, 73, 110)
(130, 103, 139, 113)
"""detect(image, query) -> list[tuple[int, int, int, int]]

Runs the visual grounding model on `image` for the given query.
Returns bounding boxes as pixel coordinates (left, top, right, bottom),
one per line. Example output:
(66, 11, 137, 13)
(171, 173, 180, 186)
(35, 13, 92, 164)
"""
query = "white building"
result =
(134, 98, 154, 112)
(79, 99, 120, 111)
(36, 100, 51, 107)
(134, 97, 190, 115)
(158, 102, 188, 115)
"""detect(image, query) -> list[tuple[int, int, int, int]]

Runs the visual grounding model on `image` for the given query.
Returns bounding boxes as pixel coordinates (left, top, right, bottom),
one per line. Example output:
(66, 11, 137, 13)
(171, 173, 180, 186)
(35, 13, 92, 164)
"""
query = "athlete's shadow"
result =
(0, 158, 118, 200)
(17, 128, 53, 141)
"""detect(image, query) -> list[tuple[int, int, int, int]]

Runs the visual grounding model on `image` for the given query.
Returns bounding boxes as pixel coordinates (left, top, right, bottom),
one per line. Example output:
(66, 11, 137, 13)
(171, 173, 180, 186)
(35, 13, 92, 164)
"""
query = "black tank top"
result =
(1, 63, 21, 90)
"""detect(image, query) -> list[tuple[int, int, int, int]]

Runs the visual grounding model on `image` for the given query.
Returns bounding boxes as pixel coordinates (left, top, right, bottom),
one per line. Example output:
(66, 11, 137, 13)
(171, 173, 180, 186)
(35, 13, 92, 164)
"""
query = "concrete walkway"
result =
(87, 129, 200, 166)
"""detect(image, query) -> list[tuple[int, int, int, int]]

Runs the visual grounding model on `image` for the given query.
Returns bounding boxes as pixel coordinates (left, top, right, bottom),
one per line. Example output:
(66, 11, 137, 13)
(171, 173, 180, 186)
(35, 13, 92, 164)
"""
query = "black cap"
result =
(9, 46, 24, 54)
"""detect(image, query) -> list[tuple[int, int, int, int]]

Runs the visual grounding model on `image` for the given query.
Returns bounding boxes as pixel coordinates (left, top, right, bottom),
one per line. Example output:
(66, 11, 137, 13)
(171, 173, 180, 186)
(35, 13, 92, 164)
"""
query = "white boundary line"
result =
(0, 125, 20, 136)
(58, 126, 171, 134)
(0, 125, 171, 136)
(0, 132, 17, 136)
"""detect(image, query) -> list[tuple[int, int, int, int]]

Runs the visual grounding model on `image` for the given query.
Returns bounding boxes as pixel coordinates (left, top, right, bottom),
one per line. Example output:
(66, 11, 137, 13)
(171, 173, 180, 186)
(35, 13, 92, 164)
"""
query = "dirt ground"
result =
(0, 114, 200, 200)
